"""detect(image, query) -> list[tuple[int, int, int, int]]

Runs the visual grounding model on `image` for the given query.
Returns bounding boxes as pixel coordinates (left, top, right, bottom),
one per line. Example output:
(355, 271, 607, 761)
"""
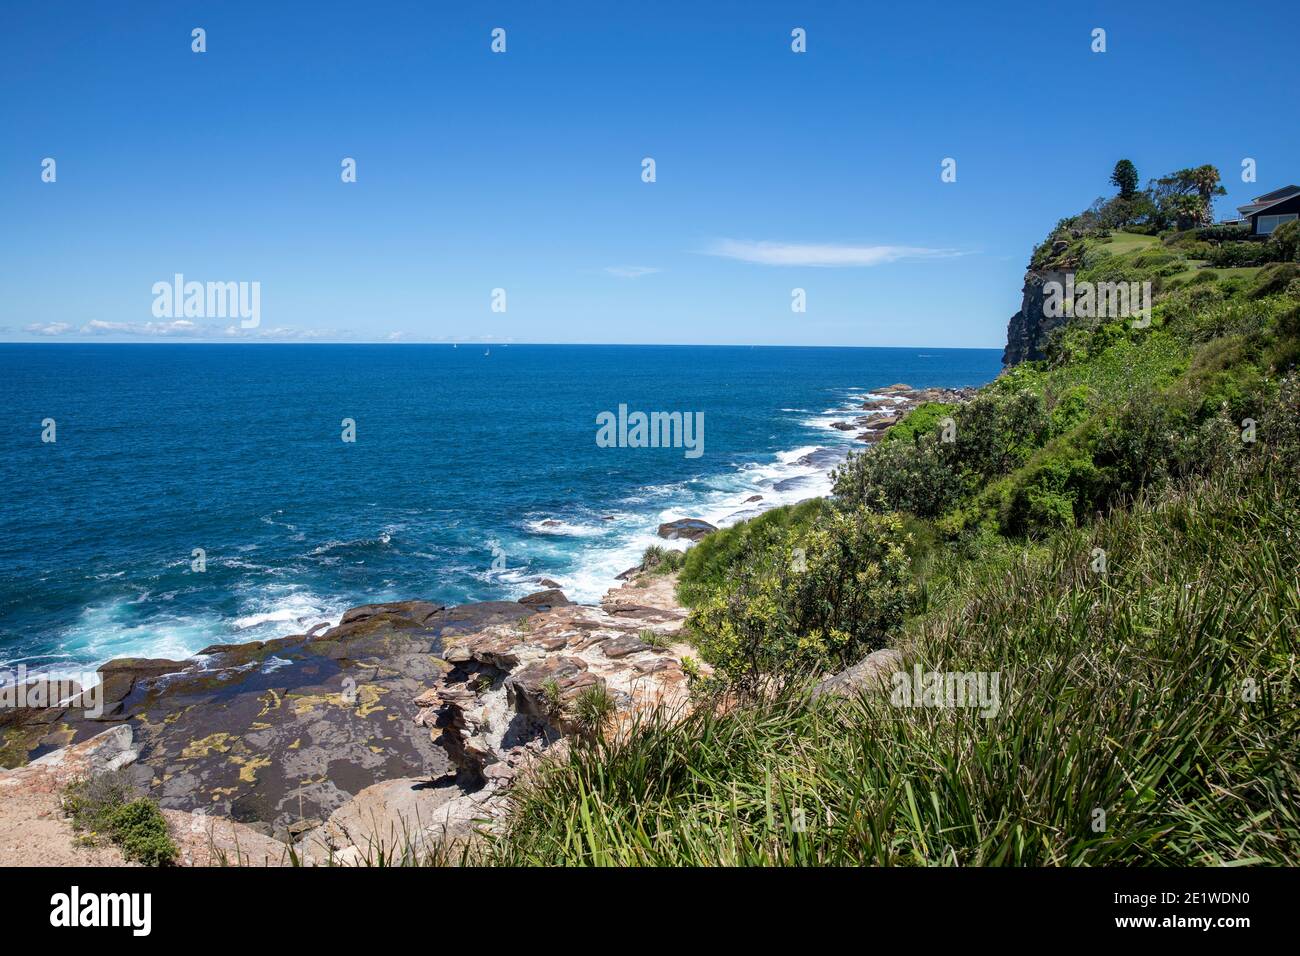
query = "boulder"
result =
(601, 635, 650, 659)
(657, 518, 717, 541)
(811, 648, 904, 699)
(518, 588, 570, 610)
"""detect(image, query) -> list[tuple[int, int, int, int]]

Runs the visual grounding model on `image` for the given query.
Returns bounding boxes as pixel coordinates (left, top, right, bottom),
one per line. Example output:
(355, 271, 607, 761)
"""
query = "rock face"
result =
(1002, 268, 1070, 366)
(657, 518, 717, 541)
(413, 573, 692, 819)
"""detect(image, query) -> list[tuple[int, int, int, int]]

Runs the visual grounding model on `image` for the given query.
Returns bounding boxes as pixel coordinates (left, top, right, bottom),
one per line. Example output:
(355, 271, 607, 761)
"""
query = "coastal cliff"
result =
(1001, 267, 1070, 366)
(1001, 227, 1098, 366)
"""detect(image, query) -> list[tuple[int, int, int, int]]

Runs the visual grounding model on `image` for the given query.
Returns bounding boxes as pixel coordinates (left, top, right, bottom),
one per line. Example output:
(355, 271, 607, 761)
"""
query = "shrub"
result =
(1091, 398, 1191, 499)
(1207, 241, 1272, 268)
(832, 435, 962, 518)
(678, 498, 828, 606)
(1000, 453, 1103, 534)
(63, 772, 177, 866)
(881, 402, 954, 444)
(1269, 219, 1300, 262)
(687, 508, 915, 690)
(1195, 223, 1250, 243)
(1047, 385, 1095, 436)
(1252, 263, 1300, 298)
(953, 389, 1048, 479)
(639, 545, 684, 575)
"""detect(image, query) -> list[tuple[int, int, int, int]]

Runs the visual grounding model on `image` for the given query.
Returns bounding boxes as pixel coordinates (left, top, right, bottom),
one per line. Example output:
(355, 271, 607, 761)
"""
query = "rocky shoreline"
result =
(0, 568, 695, 865)
(826, 382, 978, 443)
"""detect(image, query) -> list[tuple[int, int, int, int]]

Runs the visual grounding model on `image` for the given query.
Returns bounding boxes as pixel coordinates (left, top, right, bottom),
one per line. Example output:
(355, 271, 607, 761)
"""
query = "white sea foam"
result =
(523, 517, 609, 538)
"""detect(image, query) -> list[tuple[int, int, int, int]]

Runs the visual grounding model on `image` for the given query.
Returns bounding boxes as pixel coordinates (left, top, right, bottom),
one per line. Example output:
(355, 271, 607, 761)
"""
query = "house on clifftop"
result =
(1234, 185, 1300, 237)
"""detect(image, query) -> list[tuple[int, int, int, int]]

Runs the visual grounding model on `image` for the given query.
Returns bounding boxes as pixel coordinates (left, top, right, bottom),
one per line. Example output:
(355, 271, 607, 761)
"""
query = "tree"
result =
(1150, 165, 1226, 229)
(1109, 159, 1139, 199)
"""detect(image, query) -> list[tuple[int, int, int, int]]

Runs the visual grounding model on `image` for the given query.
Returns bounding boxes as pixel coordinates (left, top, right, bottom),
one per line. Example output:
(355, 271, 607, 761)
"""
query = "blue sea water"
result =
(0, 344, 1000, 674)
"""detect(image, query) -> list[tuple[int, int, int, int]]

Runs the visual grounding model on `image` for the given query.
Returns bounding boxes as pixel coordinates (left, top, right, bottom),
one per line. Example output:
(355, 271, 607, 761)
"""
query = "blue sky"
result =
(2, 0, 1296, 346)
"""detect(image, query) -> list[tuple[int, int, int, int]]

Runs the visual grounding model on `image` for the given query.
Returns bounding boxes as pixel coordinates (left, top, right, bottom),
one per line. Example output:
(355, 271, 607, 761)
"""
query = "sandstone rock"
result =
(507, 656, 598, 719)
(339, 600, 445, 627)
(420, 571, 694, 794)
(519, 588, 570, 609)
(812, 648, 904, 699)
(96, 658, 186, 713)
(601, 635, 650, 659)
(164, 809, 291, 866)
(294, 776, 472, 864)
(23, 724, 138, 783)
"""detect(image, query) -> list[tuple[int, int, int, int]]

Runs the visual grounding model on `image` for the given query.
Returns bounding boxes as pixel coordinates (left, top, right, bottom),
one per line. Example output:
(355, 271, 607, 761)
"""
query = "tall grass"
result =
(486, 459, 1299, 865)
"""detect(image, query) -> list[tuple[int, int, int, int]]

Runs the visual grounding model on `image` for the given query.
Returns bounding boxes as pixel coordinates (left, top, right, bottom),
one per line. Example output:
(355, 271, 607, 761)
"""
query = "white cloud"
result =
(82, 319, 208, 337)
(604, 265, 661, 279)
(220, 325, 342, 341)
(25, 322, 74, 336)
(701, 239, 962, 267)
(20, 319, 347, 341)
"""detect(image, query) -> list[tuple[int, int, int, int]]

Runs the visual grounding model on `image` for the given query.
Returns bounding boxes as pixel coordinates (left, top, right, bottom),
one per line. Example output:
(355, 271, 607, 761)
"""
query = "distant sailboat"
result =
(452, 343, 457, 349)
(484, 347, 491, 356)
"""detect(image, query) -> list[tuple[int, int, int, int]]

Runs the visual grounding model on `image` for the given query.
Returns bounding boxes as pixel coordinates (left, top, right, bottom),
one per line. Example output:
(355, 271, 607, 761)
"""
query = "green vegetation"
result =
(639, 544, 685, 575)
(638, 628, 671, 649)
(63, 771, 178, 866)
(677, 497, 829, 605)
(1109, 158, 1138, 199)
(688, 508, 914, 690)
(575, 685, 616, 737)
(490, 457, 1300, 865)
(879, 401, 954, 444)
(482, 161, 1300, 866)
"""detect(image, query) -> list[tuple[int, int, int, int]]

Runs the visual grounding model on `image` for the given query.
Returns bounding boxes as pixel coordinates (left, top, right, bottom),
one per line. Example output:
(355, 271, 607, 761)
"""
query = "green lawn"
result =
(1095, 231, 1160, 254)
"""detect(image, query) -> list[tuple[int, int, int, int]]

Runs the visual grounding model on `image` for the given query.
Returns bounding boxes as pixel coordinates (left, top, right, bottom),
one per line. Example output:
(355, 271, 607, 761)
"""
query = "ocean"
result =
(0, 343, 1000, 675)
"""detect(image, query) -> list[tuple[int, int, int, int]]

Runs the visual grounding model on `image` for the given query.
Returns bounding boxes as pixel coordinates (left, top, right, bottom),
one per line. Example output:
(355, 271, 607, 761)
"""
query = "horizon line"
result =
(0, 340, 1005, 351)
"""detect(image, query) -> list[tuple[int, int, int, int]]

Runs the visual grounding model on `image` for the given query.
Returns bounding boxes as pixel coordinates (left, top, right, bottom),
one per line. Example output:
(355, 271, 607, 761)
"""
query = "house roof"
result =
(1239, 184, 1300, 216)
(1254, 185, 1300, 202)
